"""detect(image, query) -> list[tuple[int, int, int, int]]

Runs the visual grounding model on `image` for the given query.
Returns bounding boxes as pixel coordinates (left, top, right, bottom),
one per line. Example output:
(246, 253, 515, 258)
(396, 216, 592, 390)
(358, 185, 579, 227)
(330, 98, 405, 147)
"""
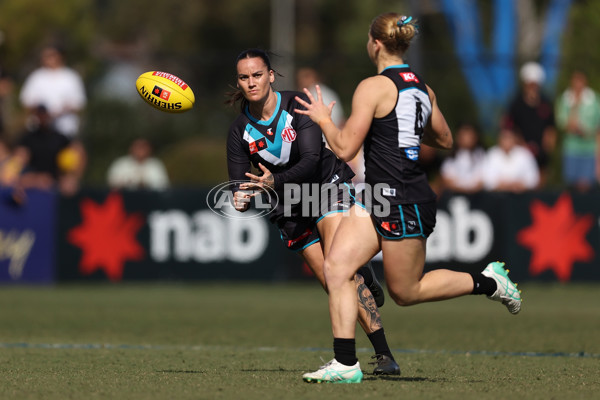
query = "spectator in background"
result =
(504, 62, 557, 187)
(440, 122, 486, 194)
(13, 105, 85, 196)
(107, 138, 169, 190)
(555, 69, 600, 192)
(19, 44, 86, 138)
(0, 138, 19, 186)
(0, 138, 26, 205)
(0, 63, 14, 137)
(482, 126, 539, 193)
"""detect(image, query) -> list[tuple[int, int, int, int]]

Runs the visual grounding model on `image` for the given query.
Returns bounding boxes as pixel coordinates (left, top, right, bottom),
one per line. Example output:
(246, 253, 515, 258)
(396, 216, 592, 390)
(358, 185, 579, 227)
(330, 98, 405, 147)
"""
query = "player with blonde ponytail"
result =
(297, 12, 521, 384)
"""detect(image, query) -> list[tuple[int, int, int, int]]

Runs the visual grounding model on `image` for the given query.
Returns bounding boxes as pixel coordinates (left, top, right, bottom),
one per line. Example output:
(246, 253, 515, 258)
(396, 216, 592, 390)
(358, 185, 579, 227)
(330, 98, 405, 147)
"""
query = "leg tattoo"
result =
(356, 274, 383, 332)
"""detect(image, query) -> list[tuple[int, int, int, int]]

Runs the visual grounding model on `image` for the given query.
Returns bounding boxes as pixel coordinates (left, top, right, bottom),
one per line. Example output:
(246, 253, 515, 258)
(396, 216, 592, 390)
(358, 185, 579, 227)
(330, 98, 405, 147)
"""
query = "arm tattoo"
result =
(355, 274, 383, 332)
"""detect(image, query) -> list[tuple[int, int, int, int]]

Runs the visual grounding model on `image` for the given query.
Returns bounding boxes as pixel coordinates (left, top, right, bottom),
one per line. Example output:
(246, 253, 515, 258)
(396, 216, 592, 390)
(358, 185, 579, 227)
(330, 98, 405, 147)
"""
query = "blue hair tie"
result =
(397, 16, 413, 26)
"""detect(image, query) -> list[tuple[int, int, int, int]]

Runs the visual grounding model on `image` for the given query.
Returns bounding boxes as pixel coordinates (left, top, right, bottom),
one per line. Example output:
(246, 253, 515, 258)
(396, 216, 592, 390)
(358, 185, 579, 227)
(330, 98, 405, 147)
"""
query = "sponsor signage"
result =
(423, 191, 599, 283)
(0, 189, 56, 283)
(56, 189, 301, 282)
(0, 187, 593, 283)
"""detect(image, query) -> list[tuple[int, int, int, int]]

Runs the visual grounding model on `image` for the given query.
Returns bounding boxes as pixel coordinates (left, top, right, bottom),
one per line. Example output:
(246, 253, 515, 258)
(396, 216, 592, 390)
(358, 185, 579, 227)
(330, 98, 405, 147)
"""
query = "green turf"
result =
(0, 283, 598, 399)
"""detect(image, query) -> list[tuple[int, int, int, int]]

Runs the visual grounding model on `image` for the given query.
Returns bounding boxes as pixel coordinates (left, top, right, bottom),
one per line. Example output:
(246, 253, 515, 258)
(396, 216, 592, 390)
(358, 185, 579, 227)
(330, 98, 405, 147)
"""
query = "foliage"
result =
(0, 0, 95, 78)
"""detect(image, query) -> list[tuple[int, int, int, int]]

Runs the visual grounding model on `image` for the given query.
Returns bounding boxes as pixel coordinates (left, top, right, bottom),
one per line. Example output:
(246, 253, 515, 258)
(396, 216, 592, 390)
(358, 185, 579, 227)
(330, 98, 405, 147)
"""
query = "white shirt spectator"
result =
(482, 144, 540, 191)
(107, 156, 169, 190)
(19, 46, 86, 138)
(441, 148, 486, 192)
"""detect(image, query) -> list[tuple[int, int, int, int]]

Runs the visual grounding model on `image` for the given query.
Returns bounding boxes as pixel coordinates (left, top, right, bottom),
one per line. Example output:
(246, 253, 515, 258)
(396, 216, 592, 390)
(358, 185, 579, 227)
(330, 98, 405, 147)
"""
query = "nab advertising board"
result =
(0, 189, 56, 283)
(56, 189, 303, 282)
(2, 186, 598, 284)
(424, 191, 599, 283)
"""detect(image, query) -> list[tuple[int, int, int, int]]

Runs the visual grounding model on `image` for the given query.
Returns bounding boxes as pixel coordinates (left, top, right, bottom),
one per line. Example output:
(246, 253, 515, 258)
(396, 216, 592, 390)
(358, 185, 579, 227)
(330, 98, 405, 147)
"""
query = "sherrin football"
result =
(135, 71, 195, 113)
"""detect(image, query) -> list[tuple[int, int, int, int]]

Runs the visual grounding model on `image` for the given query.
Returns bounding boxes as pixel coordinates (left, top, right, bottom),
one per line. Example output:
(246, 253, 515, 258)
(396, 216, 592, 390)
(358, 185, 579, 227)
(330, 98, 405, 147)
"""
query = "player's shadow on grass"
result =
(365, 376, 441, 382)
(158, 369, 204, 374)
(241, 368, 306, 373)
(239, 370, 437, 381)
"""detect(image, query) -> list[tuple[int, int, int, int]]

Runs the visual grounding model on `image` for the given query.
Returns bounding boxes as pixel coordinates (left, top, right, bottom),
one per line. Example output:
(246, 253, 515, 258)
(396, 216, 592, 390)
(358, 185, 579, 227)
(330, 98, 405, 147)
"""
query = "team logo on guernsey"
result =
(405, 147, 420, 161)
(281, 127, 297, 143)
(381, 221, 402, 235)
(249, 137, 268, 154)
(399, 72, 419, 83)
(382, 187, 396, 197)
(407, 220, 417, 232)
(152, 85, 171, 101)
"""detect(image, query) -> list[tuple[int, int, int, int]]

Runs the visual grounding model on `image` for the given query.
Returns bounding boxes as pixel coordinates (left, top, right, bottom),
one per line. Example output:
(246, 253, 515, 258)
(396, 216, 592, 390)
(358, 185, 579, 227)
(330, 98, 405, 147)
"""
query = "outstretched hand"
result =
(294, 85, 336, 125)
(242, 162, 275, 192)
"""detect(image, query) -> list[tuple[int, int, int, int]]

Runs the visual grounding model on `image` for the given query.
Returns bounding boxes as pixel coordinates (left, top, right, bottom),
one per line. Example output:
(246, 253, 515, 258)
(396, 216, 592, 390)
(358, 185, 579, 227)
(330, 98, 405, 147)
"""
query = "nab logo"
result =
(152, 85, 171, 101)
(281, 127, 297, 143)
(400, 72, 419, 83)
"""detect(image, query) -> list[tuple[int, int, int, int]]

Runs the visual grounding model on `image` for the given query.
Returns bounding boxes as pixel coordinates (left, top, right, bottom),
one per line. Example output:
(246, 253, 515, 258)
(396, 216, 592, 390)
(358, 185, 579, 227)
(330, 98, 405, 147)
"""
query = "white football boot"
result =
(482, 261, 522, 314)
(303, 359, 363, 383)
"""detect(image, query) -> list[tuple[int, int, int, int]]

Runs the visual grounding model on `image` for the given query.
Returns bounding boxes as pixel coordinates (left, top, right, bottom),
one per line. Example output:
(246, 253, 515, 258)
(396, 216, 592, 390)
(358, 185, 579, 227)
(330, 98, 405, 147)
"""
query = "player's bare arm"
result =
(422, 85, 453, 149)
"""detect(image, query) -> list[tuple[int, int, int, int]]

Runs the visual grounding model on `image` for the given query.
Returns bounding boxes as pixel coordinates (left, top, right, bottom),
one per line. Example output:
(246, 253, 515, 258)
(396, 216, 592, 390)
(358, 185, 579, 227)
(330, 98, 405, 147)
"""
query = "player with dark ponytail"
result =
(226, 48, 401, 376)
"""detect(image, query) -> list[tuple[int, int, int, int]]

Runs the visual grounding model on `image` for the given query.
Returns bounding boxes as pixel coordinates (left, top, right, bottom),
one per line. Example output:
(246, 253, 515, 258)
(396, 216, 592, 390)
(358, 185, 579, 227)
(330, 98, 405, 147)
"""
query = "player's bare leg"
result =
(322, 206, 381, 341)
(299, 242, 382, 333)
(300, 212, 399, 376)
(304, 205, 400, 382)
(380, 234, 520, 313)
(382, 238, 473, 306)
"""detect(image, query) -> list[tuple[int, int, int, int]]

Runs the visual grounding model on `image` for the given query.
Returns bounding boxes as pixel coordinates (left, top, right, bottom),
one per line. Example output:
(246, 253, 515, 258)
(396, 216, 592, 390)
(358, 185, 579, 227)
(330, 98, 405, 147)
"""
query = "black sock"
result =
(470, 272, 497, 295)
(333, 338, 357, 366)
(367, 328, 394, 360)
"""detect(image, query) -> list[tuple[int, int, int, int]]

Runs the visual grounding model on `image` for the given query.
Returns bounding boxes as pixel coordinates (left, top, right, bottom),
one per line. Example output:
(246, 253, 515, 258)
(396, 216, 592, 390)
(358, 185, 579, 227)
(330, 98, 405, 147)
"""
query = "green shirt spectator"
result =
(555, 70, 600, 191)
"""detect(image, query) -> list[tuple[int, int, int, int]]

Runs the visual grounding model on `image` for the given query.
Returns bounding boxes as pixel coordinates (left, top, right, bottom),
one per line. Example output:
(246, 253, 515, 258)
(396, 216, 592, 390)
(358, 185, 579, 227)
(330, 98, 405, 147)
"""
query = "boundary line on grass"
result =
(1, 342, 598, 359)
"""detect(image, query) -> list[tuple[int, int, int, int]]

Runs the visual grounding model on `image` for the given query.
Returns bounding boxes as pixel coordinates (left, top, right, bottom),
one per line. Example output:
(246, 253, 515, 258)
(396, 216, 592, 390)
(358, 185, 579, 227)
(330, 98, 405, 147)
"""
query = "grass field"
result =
(0, 282, 598, 399)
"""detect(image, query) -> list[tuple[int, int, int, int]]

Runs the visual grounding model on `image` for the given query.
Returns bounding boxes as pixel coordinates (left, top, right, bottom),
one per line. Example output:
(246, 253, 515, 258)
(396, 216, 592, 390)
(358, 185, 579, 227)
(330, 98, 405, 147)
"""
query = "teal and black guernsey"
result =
(227, 90, 354, 222)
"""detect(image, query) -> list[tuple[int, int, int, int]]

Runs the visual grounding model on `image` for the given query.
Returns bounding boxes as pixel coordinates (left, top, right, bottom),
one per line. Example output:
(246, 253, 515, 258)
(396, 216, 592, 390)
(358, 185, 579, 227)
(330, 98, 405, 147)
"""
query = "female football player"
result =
(226, 48, 400, 376)
(296, 13, 522, 383)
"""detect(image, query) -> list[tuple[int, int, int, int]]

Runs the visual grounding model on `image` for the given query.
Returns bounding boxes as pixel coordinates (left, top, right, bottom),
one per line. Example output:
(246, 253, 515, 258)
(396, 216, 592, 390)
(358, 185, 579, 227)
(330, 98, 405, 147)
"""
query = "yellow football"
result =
(135, 71, 195, 113)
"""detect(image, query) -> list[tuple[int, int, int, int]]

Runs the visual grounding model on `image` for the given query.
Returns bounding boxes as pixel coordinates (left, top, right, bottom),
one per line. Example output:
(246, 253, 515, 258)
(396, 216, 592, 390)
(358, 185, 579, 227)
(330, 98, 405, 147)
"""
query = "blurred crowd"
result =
(1, 43, 599, 203)
(0, 44, 87, 204)
(434, 62, 600, 196)
(0, 43, 170, 205)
